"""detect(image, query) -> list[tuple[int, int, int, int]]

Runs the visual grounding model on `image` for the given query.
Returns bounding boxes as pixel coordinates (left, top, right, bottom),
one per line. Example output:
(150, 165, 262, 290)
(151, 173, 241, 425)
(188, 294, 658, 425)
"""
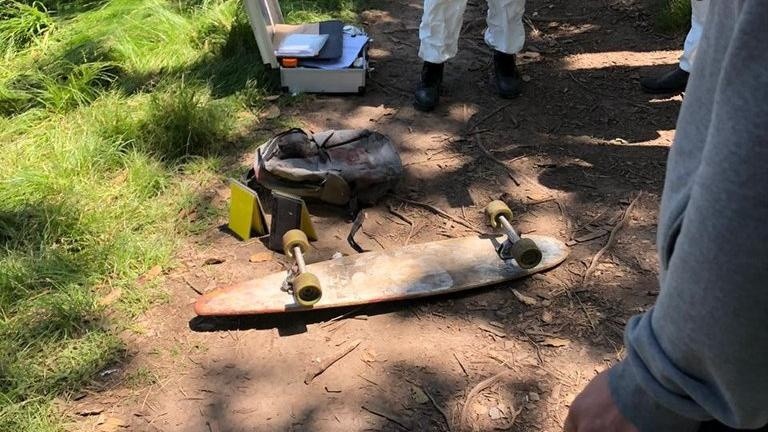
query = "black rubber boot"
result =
(414, 61, 444, 112)
(493, 50, 522, 99)
(640, 67, 690, 94)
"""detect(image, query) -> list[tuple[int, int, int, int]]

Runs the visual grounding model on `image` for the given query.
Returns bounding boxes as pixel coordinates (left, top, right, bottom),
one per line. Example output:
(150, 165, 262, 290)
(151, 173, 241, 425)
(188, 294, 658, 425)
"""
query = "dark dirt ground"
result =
(66, 0, 688, 430)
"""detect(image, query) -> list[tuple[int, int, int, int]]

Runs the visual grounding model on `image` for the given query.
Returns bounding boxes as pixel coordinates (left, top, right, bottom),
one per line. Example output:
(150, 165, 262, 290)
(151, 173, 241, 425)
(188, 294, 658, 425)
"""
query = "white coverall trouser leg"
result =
(679, 0, 709, 72)
(418, 0, 526, 64)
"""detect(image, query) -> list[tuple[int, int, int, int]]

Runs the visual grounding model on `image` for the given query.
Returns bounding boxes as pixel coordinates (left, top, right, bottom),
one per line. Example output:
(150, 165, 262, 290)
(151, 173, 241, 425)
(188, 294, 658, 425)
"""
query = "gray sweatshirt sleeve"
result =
(609, 1, 768, 430)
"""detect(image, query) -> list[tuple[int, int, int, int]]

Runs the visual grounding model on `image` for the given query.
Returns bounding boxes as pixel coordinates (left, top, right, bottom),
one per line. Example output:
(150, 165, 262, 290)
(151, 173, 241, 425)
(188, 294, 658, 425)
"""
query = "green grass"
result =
(656, 0, 692, 32)
(0, 0, 360, 430)
(0, 1, 55, 56)
(123, 366, 158, 389)
(281, 0, 359, 23)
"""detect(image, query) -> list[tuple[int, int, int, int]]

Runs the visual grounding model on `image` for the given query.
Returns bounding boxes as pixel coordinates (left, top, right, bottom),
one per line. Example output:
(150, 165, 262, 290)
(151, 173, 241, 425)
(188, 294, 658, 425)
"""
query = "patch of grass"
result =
(281, 0, 359, 23)
(656, 0, 692, 32)
(134, 81, 234, 160)
(1, 61, 117, 115)
(0, 1, 54, 55)
(0, 0, 363, 429)
(123, 366, 158, 389)
(0, 398, 60, 432)
(14, 0, 108, 16)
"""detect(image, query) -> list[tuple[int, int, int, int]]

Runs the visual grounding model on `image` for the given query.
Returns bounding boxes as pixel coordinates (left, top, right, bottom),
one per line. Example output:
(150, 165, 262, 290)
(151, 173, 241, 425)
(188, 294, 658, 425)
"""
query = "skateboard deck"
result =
(194, 234, 569, 316)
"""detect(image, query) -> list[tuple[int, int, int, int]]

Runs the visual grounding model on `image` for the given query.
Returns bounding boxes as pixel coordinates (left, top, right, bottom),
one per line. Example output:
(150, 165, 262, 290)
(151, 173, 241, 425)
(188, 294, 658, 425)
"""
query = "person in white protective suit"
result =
(640, 0, 709, 94)
(414, 0, 526, 111)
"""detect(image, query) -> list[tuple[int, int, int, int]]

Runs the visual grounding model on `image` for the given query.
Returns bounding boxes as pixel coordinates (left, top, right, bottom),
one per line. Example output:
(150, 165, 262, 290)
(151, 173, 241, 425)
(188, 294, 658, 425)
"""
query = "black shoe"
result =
(493, 50, 522, 99)
(414, 61, 444, 112)
(640, 67, 689, 94)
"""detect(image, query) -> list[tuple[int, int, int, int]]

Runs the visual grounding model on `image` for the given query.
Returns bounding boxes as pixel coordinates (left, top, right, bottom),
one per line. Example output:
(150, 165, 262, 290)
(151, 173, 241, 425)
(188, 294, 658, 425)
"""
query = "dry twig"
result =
(525, 13, 589, 22)
(570, 290, 597, 331)
(406, 378, 454, 432)
(453, 353, 469, 377)
(467, 101, 518, 131)
(522, 330, 544, 364)
(474, 135, 520, 186)
(361, 405, 411, 430)
(388, 205, 416, 246)
(583, 192, 643, 284)
(572, 206, 610, 232)
(304, 340, 362, 384)
(460, 371, 512, 430)
(363, 230, 386, 249)
(392, 196, 480, 233)
(182, 277, 203, 295)
(479, 324, 506, 338)
(320, 307, 365, 328)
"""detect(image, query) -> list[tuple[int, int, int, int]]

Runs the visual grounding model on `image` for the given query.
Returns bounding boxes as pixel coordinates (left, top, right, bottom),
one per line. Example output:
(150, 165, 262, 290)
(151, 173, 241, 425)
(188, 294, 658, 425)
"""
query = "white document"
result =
(275, 34, 329, 58)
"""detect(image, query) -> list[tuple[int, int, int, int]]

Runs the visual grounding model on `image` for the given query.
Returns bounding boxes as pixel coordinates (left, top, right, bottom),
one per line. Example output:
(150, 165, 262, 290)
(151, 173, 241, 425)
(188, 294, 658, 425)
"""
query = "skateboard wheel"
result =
(511, 238, 542, 269)
(293, 272, 322, 306)
(485, 200, 513, 229)
(283, 229, 309, 257)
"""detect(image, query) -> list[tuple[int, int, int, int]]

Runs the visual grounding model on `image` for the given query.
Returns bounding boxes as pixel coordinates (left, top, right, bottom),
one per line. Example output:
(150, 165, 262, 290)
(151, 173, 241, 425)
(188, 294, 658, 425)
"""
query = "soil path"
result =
(70, 0, 684, 430)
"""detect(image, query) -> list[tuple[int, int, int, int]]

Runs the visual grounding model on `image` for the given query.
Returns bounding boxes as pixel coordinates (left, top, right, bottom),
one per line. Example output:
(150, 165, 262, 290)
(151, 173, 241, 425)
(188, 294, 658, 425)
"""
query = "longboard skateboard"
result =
(194, 232, 569, 316)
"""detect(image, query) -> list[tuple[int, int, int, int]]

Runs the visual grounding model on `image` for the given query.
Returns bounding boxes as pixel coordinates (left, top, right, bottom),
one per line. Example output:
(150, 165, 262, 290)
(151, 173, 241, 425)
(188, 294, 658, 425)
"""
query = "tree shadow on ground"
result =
(175, 344, 568, 431)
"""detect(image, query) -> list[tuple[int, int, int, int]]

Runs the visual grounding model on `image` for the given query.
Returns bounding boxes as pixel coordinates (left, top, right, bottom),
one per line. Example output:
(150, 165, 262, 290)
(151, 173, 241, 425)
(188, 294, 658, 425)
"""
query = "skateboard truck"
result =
(282, 229, 322, 306)
(485, 200, 543, 269)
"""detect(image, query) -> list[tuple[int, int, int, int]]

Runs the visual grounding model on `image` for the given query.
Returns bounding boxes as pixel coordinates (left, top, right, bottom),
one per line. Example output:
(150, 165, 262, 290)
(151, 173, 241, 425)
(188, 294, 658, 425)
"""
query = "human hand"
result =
(564, 369, 639, 432)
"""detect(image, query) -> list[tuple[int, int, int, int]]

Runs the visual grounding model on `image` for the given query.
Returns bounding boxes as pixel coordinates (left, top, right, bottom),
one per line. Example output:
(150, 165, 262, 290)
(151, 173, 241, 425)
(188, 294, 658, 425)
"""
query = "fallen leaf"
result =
(262, 105, 281, 120)
(137, 265, 162, 285)
(178, 208, 197, 221)
(479, 324, 506, 338)
(548, 383, 563, 402)
(488, 406, 504, 420)
(517, 51, 542, 65)
(249, 252, 274, 263)
(99, 288, 123, 306)
(512, 289, 538, 306)
(77, 406, 104, 416)
(203, 257, 225, 266)
(541, 337, 570, 348)
(264, 95, 281, 101)
(410, 385, 429, 404)
(98, 417, 128, 431)
(541, 310, 554, 323)
(360, 350, 376, 363)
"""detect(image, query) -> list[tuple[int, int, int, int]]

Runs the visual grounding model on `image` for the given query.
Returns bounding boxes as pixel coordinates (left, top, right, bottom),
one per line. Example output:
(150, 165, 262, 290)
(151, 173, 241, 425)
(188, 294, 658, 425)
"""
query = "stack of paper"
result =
(275, 34, 329, 58)
(301, 34, 369, 70)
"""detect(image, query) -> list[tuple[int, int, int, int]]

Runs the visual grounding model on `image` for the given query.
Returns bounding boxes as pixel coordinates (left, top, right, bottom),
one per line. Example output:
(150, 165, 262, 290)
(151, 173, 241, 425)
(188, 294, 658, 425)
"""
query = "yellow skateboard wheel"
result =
(485, 200, 513, 229)
(511, 238, 542, 269)
(293, 272, 322, 306)
(282, 229, 309, 257)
